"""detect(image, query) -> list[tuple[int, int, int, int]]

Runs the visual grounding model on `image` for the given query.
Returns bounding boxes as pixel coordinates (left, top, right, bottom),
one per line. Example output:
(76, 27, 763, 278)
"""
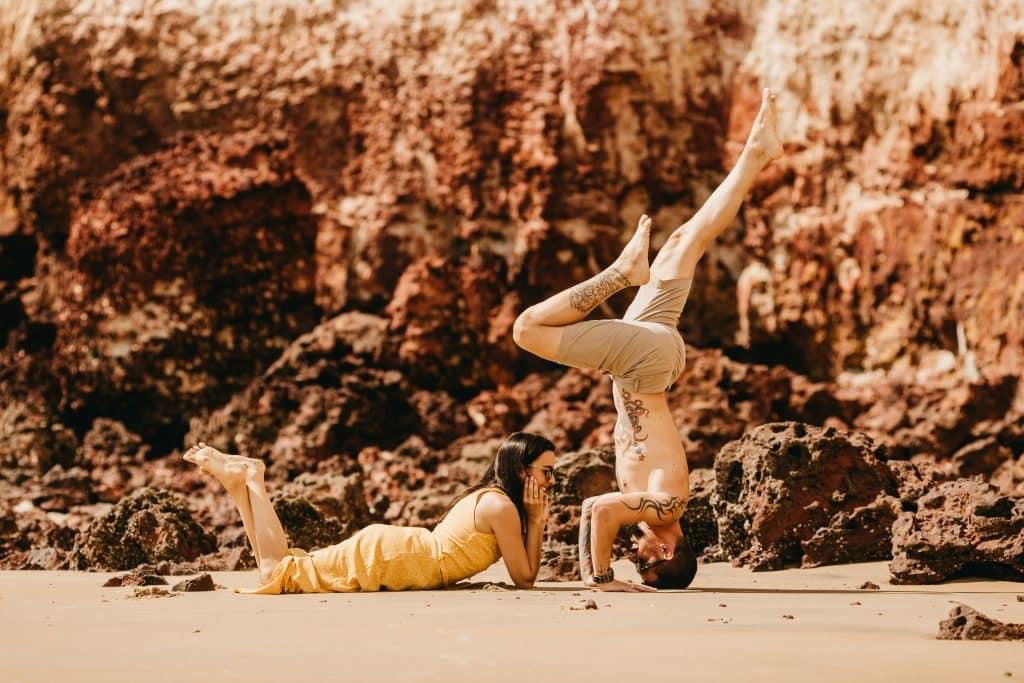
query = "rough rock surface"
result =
(78, 418, 150, 503)
(679, 468, 719, 558)
(539, 446, 619, 581)
(1, 0, 1023, 576)
(801, 495, 902, 568)
(187, 313, 424, 480)
(171, 573, 217, 592)
(889, 479, 1024, 584)
(0, 398, 77, 472)
(271, 471, 377, 551)
(70, 487, 216, 570)
(937, 604, 1024, 641)
(56, 130, 319, 446)
(711, 422, 898, 570)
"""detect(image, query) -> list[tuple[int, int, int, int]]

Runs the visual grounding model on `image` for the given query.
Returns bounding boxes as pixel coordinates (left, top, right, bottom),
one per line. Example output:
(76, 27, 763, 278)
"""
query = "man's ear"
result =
(661, 543, 672, 559)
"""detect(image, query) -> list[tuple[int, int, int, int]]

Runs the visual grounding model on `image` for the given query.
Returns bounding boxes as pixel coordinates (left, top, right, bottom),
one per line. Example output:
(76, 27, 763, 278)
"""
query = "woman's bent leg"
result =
(184, 444, 288, 582)
(242, 465, 289, 581)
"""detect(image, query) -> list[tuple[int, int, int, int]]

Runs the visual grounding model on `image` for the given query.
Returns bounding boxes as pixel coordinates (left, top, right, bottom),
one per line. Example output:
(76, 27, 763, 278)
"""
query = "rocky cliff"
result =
(1, 0, 1021, 579)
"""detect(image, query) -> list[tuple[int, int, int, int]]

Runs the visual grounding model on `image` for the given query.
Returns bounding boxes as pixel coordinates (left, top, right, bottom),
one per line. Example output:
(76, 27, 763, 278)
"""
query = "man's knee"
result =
(512, 309, 536, 349)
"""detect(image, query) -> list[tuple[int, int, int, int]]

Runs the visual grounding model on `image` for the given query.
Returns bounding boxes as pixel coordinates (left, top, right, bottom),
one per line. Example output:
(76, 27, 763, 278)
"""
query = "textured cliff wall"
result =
(1, 0, 1022, 572)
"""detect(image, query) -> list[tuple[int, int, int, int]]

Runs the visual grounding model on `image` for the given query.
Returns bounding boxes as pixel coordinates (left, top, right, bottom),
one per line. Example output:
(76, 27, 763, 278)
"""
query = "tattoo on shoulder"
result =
(568, 269, 629, 313)
(622, 496, 687, 521)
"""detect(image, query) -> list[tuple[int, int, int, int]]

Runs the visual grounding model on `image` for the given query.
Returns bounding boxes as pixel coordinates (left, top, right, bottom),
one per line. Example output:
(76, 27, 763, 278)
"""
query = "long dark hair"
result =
(456, 432, 555, 531)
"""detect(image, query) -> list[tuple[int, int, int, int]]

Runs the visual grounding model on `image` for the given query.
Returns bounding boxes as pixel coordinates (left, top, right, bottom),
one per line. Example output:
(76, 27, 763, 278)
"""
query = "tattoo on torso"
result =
(568, 268, 629, 314)
(622, 495, 687, 522)
(618, 390, 649, 459)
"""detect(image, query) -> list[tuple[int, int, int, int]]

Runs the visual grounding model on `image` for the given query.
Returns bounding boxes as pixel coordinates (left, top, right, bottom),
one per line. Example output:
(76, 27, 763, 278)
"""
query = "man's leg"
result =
(184, 443, 288, 582)
(512, 215, 653, 361)
(650, 88, 783, 282)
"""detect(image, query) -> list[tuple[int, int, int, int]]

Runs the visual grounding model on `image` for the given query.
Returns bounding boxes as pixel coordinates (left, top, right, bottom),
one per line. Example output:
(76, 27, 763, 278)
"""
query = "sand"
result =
(1, 560, 1021, 682)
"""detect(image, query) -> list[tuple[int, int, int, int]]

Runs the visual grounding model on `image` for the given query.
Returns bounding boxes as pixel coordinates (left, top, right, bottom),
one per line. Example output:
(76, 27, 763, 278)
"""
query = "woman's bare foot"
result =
(612, 214, 652, 286)
(744, 88, 783, 164)
(183, 443, 250, 489)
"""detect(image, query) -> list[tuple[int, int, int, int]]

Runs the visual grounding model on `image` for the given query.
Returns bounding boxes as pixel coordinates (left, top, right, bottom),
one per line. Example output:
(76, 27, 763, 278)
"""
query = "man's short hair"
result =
(644, 535, 697, 589)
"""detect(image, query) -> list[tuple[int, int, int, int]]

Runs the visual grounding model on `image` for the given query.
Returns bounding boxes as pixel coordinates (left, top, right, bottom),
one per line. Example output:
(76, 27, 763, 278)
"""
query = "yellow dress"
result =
(240, 487, 504, 594)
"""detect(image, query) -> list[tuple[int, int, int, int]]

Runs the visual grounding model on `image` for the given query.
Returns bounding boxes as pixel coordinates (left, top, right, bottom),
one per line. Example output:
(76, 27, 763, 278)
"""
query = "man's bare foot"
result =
(183, 443, 250, 488)
(744, 88, 783, 164)
(613, 214, 652, 286)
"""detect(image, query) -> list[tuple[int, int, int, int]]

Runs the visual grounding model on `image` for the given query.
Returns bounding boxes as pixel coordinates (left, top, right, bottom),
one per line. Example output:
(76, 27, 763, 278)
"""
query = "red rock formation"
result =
(1, 0, 1022, 573)
(187, 312, 424, 480)
(937, 604, 1024, 641)
(711, 422, 898, 570)
(70, 487, 216, 570)
(890, 479, 1024, 584)
(54, 130, 319, 445)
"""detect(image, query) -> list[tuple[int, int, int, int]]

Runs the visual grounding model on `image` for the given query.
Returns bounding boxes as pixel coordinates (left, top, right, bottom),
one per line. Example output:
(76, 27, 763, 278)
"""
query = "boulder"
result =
(171, 573, 217, 592)
(887, 457, 944, 509)
(990, 454, 1024, 497)
(0, 398, 77, 472)
(34, 466, 95, 511)
(70, 487, 216, 570)
(949, 437, 1015, 479)
(937, 604, 1024, 641)
(55, 130, 319, 443)
(78, 419, 150, 503)
(711, 422, 898, 570)
(889, 479, 1024, 584)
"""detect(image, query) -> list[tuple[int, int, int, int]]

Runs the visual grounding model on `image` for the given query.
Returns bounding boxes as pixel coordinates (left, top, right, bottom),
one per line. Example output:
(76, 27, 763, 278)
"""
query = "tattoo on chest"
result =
(623, 496, 687, 521)
(568, 268, 629, 313)
(619, 390, 649, 459)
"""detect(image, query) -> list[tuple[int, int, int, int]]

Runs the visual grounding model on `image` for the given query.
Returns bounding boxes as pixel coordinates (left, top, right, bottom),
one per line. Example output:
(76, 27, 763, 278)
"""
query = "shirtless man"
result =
(512, 88, 783, 591)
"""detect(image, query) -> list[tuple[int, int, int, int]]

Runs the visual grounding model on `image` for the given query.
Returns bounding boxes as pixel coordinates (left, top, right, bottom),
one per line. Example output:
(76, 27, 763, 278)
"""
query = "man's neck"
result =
(648, 521, 684, 545)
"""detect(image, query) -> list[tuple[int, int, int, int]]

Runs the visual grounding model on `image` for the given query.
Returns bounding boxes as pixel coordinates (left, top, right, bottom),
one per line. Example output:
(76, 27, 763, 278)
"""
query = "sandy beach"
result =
(2, 560, 1021, 683)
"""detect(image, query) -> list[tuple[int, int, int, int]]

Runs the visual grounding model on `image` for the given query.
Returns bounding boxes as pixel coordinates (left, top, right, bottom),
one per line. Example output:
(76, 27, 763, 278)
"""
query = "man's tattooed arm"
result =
(568, 268, 630, 314)
(578, 497, 596, 582)
(621, 495, 688, 522)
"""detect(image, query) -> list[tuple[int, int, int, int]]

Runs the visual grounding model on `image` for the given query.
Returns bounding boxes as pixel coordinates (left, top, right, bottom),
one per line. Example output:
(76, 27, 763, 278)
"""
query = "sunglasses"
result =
(636, 557, 667, 573)
(527, 465, 555, 481)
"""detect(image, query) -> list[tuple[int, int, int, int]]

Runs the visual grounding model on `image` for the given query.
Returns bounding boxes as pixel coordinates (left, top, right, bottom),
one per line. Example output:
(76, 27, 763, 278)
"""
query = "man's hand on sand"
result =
(589, 578, 657, 593)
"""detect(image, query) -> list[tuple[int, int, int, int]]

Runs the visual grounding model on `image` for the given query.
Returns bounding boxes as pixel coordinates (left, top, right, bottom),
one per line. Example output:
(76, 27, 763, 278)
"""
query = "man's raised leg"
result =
(650, 87, 783, 282)
(512, 215, 652, 361)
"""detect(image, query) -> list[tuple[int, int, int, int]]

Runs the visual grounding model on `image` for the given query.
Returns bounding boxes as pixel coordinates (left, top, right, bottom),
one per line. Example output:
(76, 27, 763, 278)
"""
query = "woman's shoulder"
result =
(473, 488, 515, 516)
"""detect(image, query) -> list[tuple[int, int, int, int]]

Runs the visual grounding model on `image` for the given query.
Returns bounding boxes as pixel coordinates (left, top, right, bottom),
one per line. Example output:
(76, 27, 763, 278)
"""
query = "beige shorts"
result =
(553, 277, 691, 394)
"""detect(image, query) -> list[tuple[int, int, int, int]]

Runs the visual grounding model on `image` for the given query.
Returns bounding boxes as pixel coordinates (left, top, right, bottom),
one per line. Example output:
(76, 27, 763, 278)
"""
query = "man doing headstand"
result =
(513, 88, 783, 591)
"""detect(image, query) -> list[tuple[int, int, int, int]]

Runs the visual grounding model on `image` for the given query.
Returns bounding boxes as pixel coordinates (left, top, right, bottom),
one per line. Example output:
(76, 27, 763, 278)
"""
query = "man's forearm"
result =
(578, 498, 597, 582)
(589, 501, 618, 579)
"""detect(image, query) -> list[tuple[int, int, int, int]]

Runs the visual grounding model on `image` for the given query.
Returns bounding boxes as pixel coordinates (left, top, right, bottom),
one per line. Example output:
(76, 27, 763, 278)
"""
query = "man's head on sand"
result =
(630, 525, 697, 589)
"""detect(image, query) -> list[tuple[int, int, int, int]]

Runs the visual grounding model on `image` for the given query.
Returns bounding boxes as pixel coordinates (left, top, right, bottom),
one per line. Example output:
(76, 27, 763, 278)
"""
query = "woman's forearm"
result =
(524, 519, 545, 581)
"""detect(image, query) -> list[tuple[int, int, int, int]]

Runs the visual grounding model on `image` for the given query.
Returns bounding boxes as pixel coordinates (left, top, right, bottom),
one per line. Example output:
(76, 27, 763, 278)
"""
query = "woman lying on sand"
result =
(182, 432, 556, 593)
